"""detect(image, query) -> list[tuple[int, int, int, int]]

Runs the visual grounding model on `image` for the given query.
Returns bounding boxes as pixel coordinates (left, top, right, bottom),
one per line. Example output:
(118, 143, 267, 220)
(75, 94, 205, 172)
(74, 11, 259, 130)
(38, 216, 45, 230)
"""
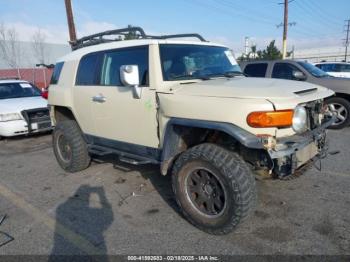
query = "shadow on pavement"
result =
(49, 185, 113, 261)
(96, 155, 181, 215)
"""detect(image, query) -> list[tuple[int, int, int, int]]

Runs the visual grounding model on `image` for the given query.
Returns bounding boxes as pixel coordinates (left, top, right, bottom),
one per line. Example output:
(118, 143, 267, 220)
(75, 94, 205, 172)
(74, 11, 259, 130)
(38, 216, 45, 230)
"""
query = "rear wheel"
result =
(326, 97, 350, 129)
(53, 120, 90, 172)
(172, 143, 256, 235)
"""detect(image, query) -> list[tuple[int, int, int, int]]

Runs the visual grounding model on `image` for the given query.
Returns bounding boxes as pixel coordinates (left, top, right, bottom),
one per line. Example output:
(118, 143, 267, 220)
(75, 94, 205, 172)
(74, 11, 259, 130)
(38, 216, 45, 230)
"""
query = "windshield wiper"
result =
(223, 71, 245, 78)
(203, 71, 245, 79)
(171, 74, 211, 81)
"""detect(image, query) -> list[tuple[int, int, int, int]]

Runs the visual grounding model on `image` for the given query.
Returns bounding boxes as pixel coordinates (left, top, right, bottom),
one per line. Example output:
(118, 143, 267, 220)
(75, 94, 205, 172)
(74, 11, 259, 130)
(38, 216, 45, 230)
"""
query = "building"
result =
(0, 68, 53, 89)
(0, 41, 70, 88)
(290, 46, 346, 63)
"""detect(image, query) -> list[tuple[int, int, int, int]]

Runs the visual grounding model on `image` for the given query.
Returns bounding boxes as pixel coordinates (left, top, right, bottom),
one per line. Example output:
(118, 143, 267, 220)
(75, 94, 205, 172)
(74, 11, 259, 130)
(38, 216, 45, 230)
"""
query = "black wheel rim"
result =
(185, 168, 226, 217)
(329, 103, 348, 126)
(57, 133, 72, 163)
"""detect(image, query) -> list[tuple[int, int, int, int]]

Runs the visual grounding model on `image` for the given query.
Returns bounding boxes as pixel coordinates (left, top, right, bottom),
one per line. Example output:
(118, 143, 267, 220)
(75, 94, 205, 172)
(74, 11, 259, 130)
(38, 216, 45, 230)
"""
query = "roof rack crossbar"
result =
(71, 26, 207, 50)
(147, 33, 207, 42)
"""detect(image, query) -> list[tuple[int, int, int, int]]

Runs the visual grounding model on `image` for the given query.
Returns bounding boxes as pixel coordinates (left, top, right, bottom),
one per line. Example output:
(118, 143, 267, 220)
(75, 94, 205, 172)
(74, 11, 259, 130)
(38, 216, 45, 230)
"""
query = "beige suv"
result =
(48, 27, 335, 235)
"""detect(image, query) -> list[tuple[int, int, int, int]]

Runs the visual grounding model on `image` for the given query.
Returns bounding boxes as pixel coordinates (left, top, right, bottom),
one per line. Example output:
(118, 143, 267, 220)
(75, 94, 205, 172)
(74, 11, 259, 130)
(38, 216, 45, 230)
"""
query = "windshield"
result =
(0, 82, 41, 100)
(297, 61, 330, 78)
(159, 44, 242, 81)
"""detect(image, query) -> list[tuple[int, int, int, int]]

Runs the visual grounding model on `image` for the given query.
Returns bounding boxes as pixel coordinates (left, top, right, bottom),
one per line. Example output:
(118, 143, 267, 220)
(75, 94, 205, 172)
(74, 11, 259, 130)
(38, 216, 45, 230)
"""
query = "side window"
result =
(243, 63, 268, 77)
(272, 63, 302, 80)
(50, 62, 64, 85)
(321, 64, 334, 72)
(76, 53, 102, 85)
(100, 46, 149, 86)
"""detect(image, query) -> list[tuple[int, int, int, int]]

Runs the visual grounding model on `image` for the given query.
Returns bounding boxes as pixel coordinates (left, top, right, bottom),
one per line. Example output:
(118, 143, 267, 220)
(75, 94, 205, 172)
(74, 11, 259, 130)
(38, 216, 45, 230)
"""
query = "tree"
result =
(0, 23, 22, 77)
(260, 40, 282, 60)
(124, 25, 138, 40)
(32, 29, 49, 65)
(249, 44, 257, 59)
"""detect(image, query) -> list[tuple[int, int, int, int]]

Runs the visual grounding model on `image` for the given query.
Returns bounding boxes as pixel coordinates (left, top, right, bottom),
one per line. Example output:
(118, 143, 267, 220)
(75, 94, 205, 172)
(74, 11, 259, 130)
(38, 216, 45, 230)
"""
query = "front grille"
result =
(26, 109, 50, 123)
(21, 108, 52, 132)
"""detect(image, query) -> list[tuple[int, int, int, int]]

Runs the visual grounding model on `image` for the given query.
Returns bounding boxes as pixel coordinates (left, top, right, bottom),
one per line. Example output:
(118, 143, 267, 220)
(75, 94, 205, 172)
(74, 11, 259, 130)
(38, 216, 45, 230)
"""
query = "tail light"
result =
(41, 88, 48, 99)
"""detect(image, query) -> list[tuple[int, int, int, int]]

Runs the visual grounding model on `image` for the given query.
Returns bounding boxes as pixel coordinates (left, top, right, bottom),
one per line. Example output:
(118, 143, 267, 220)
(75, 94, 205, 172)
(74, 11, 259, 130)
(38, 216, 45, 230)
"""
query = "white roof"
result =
(58, 39, 227, 62)
(0, 79, 28, 84)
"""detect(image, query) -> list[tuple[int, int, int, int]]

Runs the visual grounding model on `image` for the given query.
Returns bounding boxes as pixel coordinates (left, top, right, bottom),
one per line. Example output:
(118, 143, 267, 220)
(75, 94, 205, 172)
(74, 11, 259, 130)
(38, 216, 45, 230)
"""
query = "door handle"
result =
(92, 95, 106, 103)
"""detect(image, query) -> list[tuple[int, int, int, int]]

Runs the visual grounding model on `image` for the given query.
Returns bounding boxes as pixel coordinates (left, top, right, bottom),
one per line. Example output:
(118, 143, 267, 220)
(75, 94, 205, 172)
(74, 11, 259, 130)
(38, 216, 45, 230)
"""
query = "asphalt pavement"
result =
(0, 129, 349, 256)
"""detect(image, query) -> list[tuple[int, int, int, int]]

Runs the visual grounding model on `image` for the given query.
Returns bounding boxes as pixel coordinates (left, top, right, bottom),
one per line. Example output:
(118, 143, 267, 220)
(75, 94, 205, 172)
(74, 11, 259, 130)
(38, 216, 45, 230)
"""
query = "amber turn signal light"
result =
(247, 110, 294, 128)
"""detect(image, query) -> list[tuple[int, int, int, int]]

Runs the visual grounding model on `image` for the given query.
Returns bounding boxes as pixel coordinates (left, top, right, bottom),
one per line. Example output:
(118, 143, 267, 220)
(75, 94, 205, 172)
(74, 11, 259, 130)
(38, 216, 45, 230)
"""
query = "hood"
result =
(0, 96, 48, 114)
(312, 76, 350, 93)
(170, 77, 332, 100)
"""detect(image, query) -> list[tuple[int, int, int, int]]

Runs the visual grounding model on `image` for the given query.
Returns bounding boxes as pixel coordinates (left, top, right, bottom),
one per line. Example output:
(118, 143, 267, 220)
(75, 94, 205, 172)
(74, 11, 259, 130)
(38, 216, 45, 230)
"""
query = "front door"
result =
(90, 45, 159, 151)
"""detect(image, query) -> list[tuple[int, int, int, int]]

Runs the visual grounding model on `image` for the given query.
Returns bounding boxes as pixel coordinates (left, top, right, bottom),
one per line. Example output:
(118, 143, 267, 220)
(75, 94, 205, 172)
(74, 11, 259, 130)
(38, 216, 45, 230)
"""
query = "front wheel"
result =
(53, 120, 91, 173)
(326, 97, 350, 129)
(172, 143, 256, 235)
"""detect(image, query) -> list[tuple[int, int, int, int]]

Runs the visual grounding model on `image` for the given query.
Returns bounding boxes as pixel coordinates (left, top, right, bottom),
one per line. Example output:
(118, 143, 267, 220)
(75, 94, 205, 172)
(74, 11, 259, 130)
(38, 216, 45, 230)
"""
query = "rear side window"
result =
(100, 46, 149, 86)
(244, 63, 268, 77)
(50, 62, 64, 84)
(76, 53, 102, 85)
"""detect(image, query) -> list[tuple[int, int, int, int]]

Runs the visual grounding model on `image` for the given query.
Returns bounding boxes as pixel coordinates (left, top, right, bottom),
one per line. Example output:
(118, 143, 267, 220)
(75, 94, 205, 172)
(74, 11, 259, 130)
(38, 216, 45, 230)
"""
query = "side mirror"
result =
(292, 71, 306, 81)
(120, 65, 142, 99)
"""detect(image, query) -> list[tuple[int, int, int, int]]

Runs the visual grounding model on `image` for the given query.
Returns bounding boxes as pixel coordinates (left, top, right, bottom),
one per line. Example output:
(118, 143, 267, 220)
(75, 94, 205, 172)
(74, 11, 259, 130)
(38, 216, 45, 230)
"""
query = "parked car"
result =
(314, 62, 350, 78)
(0, 79, 52, 138)
(240, 60, 350, 129)
(48, 27, 335, 235)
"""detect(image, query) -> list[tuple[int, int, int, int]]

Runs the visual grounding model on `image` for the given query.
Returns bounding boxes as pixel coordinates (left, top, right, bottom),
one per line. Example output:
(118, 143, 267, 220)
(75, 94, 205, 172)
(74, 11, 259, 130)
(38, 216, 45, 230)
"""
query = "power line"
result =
(304, 0, 343, 26)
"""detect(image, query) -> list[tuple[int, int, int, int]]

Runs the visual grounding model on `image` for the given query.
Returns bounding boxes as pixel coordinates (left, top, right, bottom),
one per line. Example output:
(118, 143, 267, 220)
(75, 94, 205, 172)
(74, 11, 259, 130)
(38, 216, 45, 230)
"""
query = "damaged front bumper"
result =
(267, 115, 336, 178)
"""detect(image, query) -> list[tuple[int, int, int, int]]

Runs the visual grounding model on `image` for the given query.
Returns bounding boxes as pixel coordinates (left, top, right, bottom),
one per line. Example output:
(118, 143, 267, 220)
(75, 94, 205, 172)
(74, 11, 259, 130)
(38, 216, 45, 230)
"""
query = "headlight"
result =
(0, 113, 22, 122)
(292, 106, 307, 133)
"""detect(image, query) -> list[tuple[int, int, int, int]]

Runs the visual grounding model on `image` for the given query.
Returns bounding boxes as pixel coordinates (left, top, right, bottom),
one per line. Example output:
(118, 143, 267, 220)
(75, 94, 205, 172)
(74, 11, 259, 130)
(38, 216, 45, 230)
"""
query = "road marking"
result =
(0, 182, 105, 256)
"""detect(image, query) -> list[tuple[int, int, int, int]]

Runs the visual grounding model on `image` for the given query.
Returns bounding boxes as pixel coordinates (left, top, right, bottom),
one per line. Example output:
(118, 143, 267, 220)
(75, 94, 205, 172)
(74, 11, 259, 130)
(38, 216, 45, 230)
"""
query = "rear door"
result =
(73, 52, 103, 135)
(243, 62, 269, 77)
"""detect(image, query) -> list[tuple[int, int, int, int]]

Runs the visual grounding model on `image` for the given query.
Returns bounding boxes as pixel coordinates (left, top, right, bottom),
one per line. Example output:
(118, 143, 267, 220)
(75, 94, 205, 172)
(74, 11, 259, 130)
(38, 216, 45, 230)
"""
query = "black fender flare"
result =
(160, 118, 263, 175)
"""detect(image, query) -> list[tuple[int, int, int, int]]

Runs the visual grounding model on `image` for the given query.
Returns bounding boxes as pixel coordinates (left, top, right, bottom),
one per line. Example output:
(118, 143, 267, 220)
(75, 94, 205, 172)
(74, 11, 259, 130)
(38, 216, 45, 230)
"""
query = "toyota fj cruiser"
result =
(48, 27, 335, 235)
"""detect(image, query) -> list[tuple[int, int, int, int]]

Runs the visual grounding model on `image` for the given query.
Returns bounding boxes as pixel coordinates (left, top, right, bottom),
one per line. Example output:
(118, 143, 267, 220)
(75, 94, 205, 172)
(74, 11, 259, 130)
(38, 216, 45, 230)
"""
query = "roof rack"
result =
(71, 26, 207, 50)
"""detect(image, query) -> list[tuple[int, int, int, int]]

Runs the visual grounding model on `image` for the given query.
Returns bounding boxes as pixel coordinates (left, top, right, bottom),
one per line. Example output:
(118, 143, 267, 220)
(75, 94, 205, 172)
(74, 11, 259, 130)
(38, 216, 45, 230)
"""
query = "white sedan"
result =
(0, 79, 52, 138)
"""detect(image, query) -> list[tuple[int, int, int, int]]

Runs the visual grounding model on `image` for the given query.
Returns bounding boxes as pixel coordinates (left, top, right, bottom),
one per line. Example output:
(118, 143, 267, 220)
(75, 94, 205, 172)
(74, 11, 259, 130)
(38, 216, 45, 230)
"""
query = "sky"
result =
(0, 0, 349, 54)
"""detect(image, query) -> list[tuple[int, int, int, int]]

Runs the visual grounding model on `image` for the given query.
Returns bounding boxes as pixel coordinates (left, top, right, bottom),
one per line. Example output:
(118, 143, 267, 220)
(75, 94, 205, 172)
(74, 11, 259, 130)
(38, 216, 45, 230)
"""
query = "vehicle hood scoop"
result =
(171, 77, 328, 100)
(294, 88, 318, 95)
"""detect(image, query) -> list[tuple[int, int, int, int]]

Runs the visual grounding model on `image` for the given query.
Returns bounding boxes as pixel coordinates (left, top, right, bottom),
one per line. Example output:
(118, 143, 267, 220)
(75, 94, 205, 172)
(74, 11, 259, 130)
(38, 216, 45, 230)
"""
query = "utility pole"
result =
(278, 0, 295, 59)
(344, 19, 350, 62)
(64, 0, 77, 46)
(282, 0, 288, 59)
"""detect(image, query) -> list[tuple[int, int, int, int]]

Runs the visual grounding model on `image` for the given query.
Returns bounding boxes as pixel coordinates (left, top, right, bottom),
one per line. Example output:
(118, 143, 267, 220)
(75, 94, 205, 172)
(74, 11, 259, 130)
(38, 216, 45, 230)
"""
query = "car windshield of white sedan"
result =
(160, 44, 242, 81)
(297, 61, 330, 78)
(0, 83, 41, 99)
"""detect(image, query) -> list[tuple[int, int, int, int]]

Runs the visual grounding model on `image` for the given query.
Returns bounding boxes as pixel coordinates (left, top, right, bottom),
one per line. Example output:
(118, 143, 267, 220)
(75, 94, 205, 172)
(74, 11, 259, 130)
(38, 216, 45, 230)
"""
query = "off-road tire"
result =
(172, 143, 256, 235)
(53, 120, 90, 172)
(326, 97, 350, 130)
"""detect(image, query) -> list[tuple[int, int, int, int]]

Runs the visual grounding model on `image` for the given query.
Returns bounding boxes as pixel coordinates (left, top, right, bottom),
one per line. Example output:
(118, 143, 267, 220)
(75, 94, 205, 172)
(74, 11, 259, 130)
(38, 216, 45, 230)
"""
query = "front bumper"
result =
(0, 108, 52, 137)
(0, 120, 30, 137)
(267, 114, 336, 177)
(0, 119, 52, 137)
